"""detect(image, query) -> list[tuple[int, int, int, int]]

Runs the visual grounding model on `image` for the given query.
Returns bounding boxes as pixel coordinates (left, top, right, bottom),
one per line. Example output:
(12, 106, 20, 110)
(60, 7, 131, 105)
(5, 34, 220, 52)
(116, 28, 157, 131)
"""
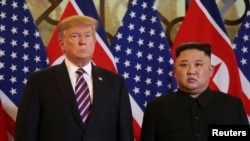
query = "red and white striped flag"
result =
(172, 0, 250, 120)
(47, 0, 116, 73)
(0, 100, 8, 141)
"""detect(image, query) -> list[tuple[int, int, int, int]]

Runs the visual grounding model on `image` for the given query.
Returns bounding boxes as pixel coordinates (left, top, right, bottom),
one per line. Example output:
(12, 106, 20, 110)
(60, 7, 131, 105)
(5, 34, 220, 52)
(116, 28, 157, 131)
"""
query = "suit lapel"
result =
(86, 65, 106, 126)
(54, 62, 84, 127)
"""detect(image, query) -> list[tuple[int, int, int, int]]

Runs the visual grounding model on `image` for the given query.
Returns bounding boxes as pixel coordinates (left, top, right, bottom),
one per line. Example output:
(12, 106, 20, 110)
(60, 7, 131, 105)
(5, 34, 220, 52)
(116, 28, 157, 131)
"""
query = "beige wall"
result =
(26, 0, 248, 47)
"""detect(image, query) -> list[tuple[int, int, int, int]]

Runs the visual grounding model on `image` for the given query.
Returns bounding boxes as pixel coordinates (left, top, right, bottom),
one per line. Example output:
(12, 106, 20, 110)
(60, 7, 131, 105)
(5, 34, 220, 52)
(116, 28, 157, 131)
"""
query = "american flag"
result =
(233, 7, 250, 120)
(0, 0, 48, 140)
(109, 0, 177, 140)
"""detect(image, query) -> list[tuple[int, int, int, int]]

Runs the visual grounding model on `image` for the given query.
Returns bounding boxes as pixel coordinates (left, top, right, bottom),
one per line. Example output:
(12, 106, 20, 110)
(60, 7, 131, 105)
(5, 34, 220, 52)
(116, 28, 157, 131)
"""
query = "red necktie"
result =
(75, 68, 91, 123)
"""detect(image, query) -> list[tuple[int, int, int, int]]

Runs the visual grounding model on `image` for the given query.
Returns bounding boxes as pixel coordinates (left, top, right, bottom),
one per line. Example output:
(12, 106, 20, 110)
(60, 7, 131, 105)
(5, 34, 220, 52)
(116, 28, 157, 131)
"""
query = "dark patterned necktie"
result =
(75, 68, 91, 123)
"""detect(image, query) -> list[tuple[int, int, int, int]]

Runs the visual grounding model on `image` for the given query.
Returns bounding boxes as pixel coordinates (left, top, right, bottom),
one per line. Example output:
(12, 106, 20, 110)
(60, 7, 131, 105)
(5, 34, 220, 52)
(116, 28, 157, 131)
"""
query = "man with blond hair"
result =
(15, 15, 134, 141)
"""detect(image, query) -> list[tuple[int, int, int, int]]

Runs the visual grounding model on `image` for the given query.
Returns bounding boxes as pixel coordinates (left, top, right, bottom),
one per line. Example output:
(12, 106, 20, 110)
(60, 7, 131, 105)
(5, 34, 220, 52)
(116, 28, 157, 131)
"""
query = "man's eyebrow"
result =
(195, 59, 203, 61)
(178, 59, 203, 62)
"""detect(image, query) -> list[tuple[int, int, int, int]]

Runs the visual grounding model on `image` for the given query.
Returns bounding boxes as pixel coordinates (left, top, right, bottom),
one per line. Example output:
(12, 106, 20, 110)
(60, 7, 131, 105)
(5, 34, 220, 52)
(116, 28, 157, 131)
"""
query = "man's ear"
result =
(59, 39, 63, 46)
(58, 40, 65, 53)
(210, 65, 214, 76)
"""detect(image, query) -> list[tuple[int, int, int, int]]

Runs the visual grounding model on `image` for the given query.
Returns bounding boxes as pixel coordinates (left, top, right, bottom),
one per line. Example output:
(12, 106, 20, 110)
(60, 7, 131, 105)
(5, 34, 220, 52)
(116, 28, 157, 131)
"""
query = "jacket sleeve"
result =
(238, 99, 249, 124)
(15, 73, 40, 141)
(119, 77, 134, 141)
(140, 102, 155, 141)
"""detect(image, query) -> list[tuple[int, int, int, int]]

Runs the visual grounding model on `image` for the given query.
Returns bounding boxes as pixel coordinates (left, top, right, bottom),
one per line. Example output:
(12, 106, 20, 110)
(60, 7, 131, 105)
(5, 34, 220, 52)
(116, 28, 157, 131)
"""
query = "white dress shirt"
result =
(64, 58, 93, 103)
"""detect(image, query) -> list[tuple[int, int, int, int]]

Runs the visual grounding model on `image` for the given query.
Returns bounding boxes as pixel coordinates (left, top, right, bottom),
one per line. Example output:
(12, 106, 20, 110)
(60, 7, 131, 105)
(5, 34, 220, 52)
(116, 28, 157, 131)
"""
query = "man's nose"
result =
(187, 66, 195, 75)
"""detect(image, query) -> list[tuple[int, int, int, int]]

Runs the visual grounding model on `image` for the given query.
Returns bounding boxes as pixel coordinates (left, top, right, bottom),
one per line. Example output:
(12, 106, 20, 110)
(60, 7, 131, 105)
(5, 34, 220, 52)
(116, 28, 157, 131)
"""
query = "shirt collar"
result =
(196, 88, 212, 108)
(64, 58, 92, 76)
(177, 88, 212, 108)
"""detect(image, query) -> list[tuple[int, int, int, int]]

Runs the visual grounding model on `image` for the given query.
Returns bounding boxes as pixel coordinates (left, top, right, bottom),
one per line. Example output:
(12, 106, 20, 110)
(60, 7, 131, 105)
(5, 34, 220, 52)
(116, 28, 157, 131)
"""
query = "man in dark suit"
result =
(140, 42, 249, 141)
(15, 15, 134, 141)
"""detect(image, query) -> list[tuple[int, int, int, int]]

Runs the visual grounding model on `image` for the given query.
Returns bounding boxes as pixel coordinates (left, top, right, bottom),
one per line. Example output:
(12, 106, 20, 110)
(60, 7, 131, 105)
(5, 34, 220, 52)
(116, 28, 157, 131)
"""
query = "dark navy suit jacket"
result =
(15, 62, 134, 141)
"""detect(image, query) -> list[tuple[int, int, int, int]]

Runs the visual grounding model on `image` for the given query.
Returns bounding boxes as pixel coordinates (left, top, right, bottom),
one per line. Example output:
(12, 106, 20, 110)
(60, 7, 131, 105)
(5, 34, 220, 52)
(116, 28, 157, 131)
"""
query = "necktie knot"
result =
(76, 68, 85, 82)
(76, 68, 85, 75)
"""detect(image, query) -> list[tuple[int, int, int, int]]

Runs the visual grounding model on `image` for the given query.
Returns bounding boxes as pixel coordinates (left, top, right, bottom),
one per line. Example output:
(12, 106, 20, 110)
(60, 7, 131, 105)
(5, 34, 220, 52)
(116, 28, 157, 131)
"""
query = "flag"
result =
(46, 0, 116, 73)
(233, 7, 250, 121)
(0, 100, 8, 141)
(109, 0, 177, 140)
(172, 0, 250, 119)
(0, 0, 48, 140)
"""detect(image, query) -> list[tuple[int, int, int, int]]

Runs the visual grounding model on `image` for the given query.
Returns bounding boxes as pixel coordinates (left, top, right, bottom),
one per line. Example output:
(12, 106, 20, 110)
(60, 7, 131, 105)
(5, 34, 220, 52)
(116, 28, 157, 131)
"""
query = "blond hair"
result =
(58, 15, 98, 40)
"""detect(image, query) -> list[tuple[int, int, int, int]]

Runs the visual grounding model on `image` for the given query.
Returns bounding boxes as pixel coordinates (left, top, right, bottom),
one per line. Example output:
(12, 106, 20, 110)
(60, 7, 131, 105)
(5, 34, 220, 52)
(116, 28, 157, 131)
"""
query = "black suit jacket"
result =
(15, 62, 134, 141)
(140, 88, 249, 141)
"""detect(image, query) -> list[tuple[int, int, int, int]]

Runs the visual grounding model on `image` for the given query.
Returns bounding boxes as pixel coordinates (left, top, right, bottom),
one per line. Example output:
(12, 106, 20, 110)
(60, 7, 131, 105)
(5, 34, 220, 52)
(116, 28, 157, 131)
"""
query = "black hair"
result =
(176, 42, 211, 58)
